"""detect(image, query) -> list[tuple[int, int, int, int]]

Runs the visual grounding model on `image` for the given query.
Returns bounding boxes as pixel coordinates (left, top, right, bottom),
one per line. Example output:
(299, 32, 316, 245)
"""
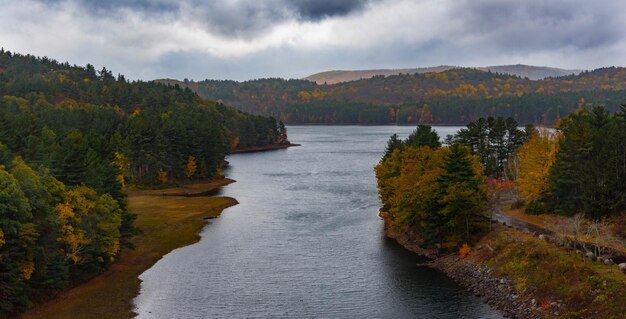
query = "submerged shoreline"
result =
(21, 178, 238, 319)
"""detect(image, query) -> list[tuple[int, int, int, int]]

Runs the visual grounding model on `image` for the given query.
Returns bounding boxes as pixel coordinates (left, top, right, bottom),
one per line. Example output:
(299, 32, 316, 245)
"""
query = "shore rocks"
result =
(619, 263, 626, 274)
(426, 255, 545, 319)
(383, 216, 550, 318)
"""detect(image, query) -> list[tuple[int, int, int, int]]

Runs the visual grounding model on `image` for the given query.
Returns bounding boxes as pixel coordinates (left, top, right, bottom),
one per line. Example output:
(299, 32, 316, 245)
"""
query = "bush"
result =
(525, 198, 550, 215)
(459, 243, 472, 258)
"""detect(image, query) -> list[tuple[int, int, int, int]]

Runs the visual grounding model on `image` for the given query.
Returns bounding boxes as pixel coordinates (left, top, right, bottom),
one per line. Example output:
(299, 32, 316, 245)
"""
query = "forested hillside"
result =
(162, 67, 626, 125)
(0, 49, 286, 316)
(303, 64, 580, 84)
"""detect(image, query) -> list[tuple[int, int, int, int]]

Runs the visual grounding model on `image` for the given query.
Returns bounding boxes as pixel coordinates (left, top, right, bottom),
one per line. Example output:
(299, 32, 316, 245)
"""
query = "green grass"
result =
(21, 179, 237, 319)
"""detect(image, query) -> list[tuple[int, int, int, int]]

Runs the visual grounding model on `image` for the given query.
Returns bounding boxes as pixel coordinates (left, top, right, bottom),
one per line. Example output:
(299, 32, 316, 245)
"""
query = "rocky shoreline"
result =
(425, 254, 548, 319)
(384, 219, 549, 319)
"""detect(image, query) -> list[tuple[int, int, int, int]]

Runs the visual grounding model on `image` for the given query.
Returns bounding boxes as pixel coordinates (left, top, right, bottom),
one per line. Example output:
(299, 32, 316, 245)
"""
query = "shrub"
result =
(459, 243, 472, 258)
(525, 198, 549, 215)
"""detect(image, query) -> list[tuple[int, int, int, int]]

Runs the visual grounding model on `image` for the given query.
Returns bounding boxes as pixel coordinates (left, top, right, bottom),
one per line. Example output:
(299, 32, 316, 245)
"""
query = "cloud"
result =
(1, 0, 625, 80)
(450, 0, 624, 52)
(36, 0, 377, 38)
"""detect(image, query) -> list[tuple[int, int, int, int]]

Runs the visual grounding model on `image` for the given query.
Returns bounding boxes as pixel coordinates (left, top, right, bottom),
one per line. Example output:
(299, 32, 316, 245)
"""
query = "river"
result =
(134, 125, 503, 319)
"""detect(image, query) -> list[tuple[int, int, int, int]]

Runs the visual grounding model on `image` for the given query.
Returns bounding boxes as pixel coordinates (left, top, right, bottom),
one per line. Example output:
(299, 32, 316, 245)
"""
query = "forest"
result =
(162, 67, 626, 125)
(376, 108, 626, 250)
(0, 49, 287, 316)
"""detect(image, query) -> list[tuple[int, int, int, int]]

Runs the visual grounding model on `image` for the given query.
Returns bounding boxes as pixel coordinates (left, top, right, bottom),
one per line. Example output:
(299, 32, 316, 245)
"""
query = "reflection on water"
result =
(134, 126, 503, 319)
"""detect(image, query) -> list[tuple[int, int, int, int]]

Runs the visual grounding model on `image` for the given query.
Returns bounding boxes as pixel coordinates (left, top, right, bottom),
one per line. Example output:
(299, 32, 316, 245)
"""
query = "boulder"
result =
(619, 263, 626, 274)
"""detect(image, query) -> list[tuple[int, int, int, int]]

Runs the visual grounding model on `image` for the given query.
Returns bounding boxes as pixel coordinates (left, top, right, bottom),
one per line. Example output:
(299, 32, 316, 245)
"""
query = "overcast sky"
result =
(1, 0, 625, 81)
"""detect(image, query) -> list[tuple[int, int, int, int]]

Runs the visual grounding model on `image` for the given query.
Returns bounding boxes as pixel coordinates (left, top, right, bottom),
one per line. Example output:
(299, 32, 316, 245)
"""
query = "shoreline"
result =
(230, 143, 300, 154)
(21, 178, 238, 319)
(383, 215, 626, 319)
(284, 123, 550, 127)
(383, 219, 545, 318)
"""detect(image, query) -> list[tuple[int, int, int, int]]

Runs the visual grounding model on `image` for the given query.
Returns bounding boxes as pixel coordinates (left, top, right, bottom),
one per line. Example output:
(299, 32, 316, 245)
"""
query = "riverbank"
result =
(230, 142, 300, 154)
(384, 218, 626, 319)
(21, 178, 238, 319)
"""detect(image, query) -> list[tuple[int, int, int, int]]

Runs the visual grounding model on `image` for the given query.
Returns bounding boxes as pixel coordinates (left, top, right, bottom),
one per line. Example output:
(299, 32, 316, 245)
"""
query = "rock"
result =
(604, 258, 614, 265)
(618, 263, 626, 273)
(586, 251, 596, 261)
(538, 234, 546, 241)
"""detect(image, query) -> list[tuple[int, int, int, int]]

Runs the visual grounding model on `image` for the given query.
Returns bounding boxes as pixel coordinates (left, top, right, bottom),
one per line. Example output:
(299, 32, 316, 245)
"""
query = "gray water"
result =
(134, 126, 503, 319)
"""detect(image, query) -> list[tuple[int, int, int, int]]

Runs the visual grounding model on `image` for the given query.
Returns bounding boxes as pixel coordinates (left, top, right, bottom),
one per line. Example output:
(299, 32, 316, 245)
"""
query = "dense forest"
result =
(162, 67, 626, 125)
(376, 107, 626, 251)
(0, 49, 286, 316)
(376, 125, 490, 249)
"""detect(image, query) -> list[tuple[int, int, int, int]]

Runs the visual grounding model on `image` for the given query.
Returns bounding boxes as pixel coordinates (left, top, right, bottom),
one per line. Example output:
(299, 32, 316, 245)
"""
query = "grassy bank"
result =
(427, 226, 626, 319)
(485, 228, 626, 318)
(21, 179, 238, 319)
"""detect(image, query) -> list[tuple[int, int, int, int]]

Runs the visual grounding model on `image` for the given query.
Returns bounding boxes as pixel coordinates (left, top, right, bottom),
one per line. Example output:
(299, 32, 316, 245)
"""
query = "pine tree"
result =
(404, 125, 441, 149)
(382, 133, 403, 160)
(433, 144, 487, 247)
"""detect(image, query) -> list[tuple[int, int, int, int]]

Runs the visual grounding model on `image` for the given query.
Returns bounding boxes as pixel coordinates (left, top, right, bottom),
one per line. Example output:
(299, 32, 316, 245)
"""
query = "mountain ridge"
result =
(304, 64, 583, 84)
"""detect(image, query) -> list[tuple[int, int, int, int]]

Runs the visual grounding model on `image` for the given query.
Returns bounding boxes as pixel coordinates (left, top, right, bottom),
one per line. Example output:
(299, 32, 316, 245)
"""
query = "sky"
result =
(1, 0, 625, 81)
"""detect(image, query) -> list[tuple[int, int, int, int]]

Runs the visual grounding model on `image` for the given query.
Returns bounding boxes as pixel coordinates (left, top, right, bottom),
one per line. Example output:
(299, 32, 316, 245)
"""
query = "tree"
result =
(548, 106, 626, 218)
(404, 125, 441, 149)
(516, 129, 559, 200)
(186, 155, 197, 179)
(432, 144, 487, 248)
(382, 133, 402, 160)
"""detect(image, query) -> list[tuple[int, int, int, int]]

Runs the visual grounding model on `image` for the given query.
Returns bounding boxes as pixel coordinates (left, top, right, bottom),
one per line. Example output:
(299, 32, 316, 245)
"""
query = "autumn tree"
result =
(516, 128, 559, 200)
(186, 155, 197, 179)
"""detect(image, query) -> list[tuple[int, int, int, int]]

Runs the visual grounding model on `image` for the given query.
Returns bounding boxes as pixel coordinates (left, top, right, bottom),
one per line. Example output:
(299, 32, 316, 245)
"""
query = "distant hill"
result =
(158, 67, 626, 125)
(304, 64, 582, 84)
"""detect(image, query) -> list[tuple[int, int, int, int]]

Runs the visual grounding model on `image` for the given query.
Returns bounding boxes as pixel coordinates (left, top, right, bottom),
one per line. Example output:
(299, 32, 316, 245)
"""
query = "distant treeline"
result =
(0, 49, 286, 316)
(161, 67, 626, 125)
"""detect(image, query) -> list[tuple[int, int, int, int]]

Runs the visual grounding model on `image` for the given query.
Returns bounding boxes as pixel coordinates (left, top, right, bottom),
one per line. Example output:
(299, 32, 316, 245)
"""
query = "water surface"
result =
(135, 126, 503, 319)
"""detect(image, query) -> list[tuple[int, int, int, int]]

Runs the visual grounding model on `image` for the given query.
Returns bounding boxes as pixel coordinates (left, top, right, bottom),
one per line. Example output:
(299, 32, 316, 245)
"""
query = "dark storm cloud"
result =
(40, 0, 178, 14)
(36, 0, 376, 37)
(452, 0, 622, 51)
(6, 0, 626, 81)
(289, 0, 373, 20)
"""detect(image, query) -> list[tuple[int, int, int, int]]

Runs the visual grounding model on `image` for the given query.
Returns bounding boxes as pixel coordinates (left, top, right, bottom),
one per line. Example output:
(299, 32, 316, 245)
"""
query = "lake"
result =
(134, 126, 503, 319)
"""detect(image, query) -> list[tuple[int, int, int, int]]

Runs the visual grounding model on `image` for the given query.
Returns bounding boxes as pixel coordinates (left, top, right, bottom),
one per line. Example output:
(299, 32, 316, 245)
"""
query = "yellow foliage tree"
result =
(231, 135, 240, 149)
(18, 223, 38, 280)
(158, 170, 168, 184)
(297, 90, 311, 102)
(55, 203, 90, 264)
(516, 129, 559, 200)
(112, 152, 129, 191)
(186, 155, 197, 179)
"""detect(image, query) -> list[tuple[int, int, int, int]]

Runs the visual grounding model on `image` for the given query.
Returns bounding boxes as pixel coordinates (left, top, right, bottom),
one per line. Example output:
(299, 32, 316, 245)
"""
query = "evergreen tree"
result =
(382, 133, 403, 160)
(404, 125, 441, 149)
